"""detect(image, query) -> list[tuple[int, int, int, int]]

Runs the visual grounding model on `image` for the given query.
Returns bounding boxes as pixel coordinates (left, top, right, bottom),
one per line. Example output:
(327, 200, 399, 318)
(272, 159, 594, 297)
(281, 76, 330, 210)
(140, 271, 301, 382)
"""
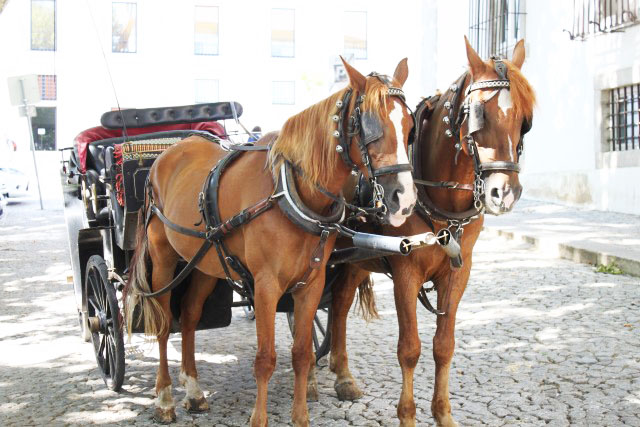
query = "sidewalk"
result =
(483, 199, 640, 277)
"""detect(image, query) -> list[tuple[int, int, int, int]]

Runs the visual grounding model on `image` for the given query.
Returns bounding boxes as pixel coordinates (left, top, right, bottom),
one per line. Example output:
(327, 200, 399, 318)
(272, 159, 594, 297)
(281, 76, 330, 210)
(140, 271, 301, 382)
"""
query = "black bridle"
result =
(334, 73, 414, 218)
(430, 58, 532, 213)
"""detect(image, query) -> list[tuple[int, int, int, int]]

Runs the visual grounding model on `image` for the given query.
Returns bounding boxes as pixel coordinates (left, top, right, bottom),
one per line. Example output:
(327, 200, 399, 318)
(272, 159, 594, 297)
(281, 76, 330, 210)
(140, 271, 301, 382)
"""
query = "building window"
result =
(271, 8, 295, 57)
(38, 75, 56, 100)
(32, 107, 56, 151)
(195, 79, 219, 104)
(112, 2, 137, 53)
(468, 0, 526, 59)
(344, 11, 367, 59)
(31, 0, 56, 51)
(195, 6, 219, 55)
(606, 83, 640, 152)
(272, 81, 295, 105)
(569, 0, 639, 40)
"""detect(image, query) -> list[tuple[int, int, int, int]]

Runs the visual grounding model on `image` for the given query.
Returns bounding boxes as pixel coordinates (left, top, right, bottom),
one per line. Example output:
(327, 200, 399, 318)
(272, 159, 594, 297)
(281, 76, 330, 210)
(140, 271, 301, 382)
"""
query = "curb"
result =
(483, 226, 640, 278)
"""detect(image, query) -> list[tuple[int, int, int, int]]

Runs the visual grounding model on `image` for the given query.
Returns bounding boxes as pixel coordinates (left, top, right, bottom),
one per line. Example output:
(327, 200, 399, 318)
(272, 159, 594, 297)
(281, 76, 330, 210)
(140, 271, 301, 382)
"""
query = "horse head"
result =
(341, 58, 417, 226)
(461, 37, 535, 215)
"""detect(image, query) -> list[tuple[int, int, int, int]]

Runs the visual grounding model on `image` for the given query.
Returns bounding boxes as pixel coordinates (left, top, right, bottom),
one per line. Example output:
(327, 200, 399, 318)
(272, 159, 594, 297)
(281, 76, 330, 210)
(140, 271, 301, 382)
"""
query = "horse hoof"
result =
(153, 407, 176, 424)
(184, 396, 209, 413)
(399, 419, 416, 427)
(334, 380, 363, 401)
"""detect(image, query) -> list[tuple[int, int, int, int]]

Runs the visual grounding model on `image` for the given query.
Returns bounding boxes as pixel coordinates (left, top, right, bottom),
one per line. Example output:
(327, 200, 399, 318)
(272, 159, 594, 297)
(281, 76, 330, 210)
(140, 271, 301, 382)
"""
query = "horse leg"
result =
(249, 275, 279, 427)
(431, 270, 469, 427)
(306, 341, 319, 402)
(329, 265, 368, 401)
(147, 225, 180, 424)
(394, 269, 423, 427)
(290, 275, 324, 426)
(179, 270, 217, 413)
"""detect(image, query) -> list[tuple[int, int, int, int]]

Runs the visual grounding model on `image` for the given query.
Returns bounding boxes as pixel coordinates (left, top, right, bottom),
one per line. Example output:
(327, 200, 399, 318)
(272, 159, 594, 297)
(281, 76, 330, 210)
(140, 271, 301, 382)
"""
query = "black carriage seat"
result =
(74, 102, 242, 176)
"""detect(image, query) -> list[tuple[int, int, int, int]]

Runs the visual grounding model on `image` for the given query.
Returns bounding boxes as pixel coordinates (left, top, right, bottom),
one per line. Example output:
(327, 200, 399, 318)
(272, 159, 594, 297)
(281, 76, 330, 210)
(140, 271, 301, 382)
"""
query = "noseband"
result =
(333, 73, 414, 217)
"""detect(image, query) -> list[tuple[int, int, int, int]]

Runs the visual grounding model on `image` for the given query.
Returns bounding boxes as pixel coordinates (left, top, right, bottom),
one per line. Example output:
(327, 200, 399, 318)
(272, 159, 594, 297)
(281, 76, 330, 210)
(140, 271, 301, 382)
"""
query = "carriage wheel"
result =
(85, 255, 125, 391)
(286, 307, 332, 363)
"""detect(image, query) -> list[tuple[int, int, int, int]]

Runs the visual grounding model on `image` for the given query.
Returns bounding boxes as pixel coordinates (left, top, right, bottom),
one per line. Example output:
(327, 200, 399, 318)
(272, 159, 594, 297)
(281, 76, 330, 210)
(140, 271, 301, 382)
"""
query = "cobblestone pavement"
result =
(1, 199, 639, 426)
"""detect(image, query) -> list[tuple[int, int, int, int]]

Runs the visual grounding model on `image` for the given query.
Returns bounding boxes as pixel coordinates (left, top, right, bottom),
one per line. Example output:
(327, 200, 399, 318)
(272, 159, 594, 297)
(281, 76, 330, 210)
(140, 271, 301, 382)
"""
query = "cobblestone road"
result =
(1, 199, 639, 426)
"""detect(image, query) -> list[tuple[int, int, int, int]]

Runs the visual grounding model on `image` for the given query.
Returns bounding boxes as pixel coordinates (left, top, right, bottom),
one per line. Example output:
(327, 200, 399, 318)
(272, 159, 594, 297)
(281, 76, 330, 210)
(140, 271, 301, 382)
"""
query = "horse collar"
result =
(275, 161, 346, 236)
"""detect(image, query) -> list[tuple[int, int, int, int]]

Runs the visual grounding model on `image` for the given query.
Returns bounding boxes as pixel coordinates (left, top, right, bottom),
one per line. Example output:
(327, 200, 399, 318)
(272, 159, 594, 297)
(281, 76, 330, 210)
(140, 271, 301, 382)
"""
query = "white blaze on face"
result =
(498, 89, 515, 161)
(498, 89, 513, 116)
(507, 135, 514, 162)
(388, 100, 417, 226)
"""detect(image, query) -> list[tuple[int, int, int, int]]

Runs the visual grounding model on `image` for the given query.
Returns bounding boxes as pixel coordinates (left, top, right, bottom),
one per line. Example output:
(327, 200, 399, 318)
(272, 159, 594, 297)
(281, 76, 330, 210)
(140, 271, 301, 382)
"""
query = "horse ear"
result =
(511, 39, 526, 69)
(464, 35, 486, 77)
(340, 56, 367, 93)
(393, 58, 409, 87)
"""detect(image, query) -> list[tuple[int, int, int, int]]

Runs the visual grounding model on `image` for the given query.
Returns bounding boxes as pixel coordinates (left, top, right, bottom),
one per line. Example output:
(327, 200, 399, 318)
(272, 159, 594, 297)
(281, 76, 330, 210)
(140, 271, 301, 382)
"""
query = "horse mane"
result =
(268, 78, 390, 188)
(493, 59, 536, 120)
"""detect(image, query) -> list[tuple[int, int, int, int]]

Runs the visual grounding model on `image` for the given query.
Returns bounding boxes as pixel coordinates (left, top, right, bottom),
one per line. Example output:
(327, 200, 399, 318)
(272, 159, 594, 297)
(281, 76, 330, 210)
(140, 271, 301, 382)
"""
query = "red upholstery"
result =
(74, 121, 226, 172)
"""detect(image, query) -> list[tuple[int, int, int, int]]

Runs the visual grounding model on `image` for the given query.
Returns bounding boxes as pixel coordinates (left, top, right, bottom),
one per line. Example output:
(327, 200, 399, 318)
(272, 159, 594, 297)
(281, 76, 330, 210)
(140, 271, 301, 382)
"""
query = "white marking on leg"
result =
(389, 101, 417, 226)
(179, 371, 205, 401)
(155, 385, 175, 410)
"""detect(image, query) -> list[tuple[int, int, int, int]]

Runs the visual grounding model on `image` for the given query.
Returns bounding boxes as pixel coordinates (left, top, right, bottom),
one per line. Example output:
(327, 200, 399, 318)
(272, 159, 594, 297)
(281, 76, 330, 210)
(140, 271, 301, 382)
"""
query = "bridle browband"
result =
(333, 73, 414, 218)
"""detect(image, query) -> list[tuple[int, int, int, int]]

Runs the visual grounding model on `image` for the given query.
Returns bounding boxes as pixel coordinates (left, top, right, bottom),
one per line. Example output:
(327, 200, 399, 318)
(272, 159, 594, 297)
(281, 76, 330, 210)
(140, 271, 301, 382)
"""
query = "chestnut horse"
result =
(124, 58, 417, 426)
(325, 38, 535, 426)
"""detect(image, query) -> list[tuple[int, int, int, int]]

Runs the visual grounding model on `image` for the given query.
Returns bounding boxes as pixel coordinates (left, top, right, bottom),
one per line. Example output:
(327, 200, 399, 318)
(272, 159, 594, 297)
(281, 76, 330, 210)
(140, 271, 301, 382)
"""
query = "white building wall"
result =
(508, 0, 640, 214)
(0, 0, 432, 208)
(2, 1, 638, 214)
(0, 0, 433, 151)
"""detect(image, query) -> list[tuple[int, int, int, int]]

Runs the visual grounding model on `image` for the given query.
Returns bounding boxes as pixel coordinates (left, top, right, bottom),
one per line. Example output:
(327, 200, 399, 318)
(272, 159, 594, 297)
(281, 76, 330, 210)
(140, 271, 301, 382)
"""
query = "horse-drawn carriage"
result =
(59, 101, 353, 391)
(59, 45, 534, 425)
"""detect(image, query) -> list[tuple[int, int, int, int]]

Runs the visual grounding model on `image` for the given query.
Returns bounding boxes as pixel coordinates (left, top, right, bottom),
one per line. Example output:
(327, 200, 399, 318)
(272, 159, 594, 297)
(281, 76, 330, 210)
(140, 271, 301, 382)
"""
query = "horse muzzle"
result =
(483, 174, 522, 215)
(378, 175, 417, 227)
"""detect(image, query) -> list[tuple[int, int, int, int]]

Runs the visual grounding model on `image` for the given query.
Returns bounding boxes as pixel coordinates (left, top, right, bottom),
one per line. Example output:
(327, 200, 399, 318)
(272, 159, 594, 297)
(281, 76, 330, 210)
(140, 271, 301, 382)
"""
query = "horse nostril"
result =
(392, 189, 400, 206)
(490, 187, 501, 200)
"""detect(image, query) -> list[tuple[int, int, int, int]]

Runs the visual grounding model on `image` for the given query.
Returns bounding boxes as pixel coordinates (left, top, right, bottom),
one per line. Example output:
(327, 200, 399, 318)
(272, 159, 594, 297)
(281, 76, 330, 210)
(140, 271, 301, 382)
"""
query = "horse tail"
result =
(355, 274, 379, 322)
(123, 215, 168, 339)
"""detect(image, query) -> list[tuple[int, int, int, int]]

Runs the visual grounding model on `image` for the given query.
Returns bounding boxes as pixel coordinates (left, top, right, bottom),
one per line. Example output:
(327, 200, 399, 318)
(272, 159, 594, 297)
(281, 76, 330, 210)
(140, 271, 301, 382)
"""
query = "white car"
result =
(0, 167, 29, 197)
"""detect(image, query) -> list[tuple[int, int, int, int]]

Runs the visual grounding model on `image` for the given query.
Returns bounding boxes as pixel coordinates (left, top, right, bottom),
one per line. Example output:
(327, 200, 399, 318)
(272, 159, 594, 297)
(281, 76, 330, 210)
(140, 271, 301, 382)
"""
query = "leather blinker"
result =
(361, 111, 384, 145)
(468, 101, 485, 135)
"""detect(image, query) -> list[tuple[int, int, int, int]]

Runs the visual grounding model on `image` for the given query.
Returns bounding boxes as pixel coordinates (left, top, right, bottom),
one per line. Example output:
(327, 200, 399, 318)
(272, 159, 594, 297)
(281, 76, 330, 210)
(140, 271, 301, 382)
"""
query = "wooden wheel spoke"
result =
(88, 295, 100, 313)
(104, 337, 111, 376)
(98, 333, 106, 356)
